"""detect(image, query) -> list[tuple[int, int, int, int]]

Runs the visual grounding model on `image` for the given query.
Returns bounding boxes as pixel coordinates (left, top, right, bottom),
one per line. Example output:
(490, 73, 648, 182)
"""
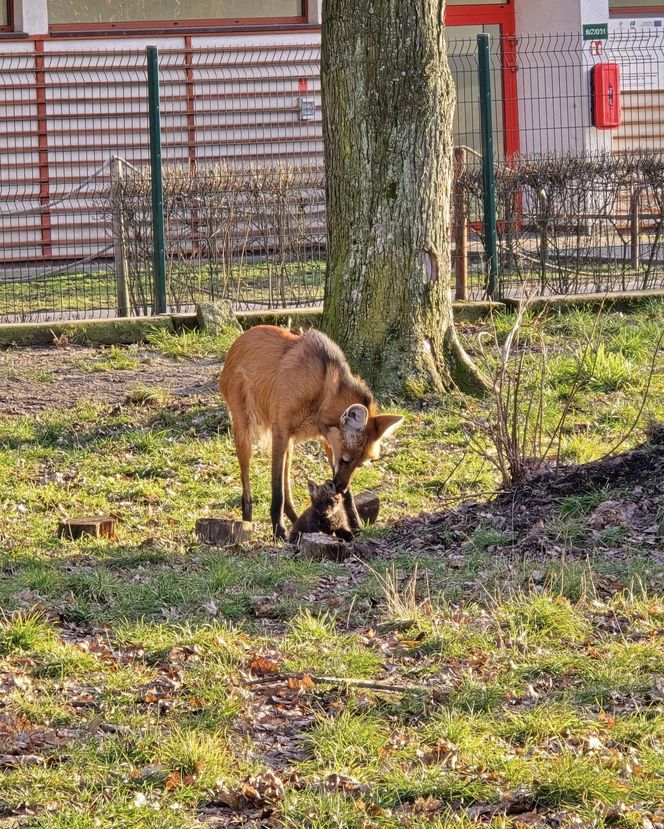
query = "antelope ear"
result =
(373, 414, 404, 441)
(340, 404, 369, 443)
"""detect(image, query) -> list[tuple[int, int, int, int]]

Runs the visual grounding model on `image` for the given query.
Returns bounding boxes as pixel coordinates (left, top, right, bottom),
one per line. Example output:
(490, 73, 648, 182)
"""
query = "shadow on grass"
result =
(0, 399, 231, 452)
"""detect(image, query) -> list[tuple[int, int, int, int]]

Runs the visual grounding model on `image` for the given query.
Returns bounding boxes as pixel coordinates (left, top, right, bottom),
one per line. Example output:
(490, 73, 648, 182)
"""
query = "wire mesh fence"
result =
(154, 45, 325, 312)
(449, 30, 664, 299)
(0, 49, 148, 323)
(1, 32, 664, 324)
(0, 43, 324, 323)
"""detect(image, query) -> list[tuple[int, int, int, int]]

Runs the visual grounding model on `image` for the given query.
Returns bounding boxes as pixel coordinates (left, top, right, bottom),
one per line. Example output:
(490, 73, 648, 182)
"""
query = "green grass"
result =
(74, 346, 141, 372)
(0, 610, 57, 654)
(145, 325, 239, 360)
(0, 260, 326, 318)
(0, 303, 662, 827)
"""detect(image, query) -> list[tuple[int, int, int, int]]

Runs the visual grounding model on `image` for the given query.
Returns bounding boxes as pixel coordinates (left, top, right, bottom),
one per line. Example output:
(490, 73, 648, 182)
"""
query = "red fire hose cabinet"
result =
(592, 63, 622, 130)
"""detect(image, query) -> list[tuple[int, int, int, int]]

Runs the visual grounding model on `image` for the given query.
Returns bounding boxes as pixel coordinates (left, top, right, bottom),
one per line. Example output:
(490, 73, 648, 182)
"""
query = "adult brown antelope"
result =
(219, 325, 403, 539)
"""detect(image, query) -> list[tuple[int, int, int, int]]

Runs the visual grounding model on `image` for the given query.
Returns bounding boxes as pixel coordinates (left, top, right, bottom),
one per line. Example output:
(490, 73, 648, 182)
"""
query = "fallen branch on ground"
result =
(244, 672, 447, 698)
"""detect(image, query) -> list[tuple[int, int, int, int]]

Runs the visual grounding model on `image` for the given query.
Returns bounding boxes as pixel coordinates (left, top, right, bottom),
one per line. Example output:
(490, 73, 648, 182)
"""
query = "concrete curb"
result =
(0, 301, 506, 348)
(0, 315, 174, 348)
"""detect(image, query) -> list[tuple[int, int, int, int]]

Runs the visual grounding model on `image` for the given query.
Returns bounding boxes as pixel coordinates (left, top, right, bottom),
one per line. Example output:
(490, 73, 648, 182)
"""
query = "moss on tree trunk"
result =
(321, 0, 489, 398)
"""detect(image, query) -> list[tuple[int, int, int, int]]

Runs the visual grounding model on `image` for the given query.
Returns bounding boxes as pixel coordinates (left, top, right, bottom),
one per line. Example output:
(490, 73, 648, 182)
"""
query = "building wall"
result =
(1, 0, 655, 266)
(0, 0, 324, 262)
(514, 0, 612, 156)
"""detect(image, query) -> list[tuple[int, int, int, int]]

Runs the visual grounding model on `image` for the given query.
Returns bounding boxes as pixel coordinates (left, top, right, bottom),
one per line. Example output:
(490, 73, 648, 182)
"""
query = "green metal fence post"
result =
(147, 45, 167, 315)
(477, 33, 499, 299)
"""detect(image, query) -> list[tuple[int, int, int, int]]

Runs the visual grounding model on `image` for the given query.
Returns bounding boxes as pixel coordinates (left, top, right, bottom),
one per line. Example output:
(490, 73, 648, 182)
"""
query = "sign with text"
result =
(583, 23, 608, 41)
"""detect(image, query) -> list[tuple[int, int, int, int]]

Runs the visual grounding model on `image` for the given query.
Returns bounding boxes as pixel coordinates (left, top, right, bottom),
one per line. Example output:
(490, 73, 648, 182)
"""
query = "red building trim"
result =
(445, 1, 519, 158)
(610, 5, 664, 14)
(446, 3, 513, 26)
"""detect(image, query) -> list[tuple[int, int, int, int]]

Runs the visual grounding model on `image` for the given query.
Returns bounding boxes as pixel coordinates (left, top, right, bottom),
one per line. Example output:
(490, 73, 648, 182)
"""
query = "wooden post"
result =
(538, 189, 548, 290)
(630, 190, 640, 272)
(298, 533, 351, 562)
(353, 491, 380, 525)
(454, 146, 468, 301)
(195, 518, 254, 546)
(58, 516, 116, 540)
(110, 157, 131, 317)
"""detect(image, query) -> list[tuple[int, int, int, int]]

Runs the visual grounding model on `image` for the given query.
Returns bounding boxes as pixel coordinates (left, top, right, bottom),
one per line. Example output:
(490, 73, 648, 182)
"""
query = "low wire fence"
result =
(1, 32, 664, 324)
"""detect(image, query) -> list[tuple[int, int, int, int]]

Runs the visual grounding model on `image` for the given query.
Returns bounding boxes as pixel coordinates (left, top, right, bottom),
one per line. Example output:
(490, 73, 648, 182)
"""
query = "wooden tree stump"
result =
(298, 532, 351, 562)
(354, 491, 380, 525)
(195, 518, 253, 546)
(58, 516, 116, 540)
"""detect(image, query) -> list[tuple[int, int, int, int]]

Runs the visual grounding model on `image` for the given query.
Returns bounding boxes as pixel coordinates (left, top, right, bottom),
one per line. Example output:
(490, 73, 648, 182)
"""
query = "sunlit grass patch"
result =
(176, 662, 243, 731)
(304, 710, 391, 775)
(495, 705, 589, 747)
(607, 711, 664, 747)
(114, 619, 244, 664)
(75, 346, 141, 373)
(30, 641, 102, 679)
(279, 790, 376, 829)
(0, 610, 57, 655)
(0, 761, 92, 814)
(543, 561, 594, 602)
(571, 665, 654, 707)
(497, 593, 591, 646)
(157, 727, 240, 789)
(415, 619, 494, 661)
(146, 326, 238, 361)
(32, 806, 200, 829)
(283, 610, 382, 678)
(528, 753, 627, 807)
(378, 764, 501, 809)
(7, 690, 77, 727)
(610, 590, 664, 634)
(424, 709, 492, 746)
(447, 675, 507, 713)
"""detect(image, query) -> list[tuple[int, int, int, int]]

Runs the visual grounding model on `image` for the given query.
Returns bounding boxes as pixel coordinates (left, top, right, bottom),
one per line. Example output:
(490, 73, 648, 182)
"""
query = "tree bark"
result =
(321, 0, 489, 398)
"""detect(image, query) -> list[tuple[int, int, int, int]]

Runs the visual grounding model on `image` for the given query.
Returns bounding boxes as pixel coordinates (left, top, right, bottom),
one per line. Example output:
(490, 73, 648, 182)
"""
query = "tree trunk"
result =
(321, 0, 489, 398)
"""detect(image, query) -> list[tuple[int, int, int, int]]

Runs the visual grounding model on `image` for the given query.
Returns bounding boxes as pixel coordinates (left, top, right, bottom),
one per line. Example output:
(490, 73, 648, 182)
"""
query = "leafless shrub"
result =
(105, 163, 325, 313)
(460, 303, 662, 490)
(460, 302, 568, 488)
(455, 150, 664, 297)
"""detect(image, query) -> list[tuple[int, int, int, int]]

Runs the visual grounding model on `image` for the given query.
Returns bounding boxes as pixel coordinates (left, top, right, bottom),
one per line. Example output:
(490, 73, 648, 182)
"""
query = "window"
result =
(49, 0, 304, 26)
(0, 0, 8, 27)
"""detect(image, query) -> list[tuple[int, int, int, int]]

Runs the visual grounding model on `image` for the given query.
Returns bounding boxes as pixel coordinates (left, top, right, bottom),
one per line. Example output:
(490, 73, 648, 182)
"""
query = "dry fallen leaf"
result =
(249, 655, 280, 676)
(287, 674, 315, 692)
(164, 770, 195, 790)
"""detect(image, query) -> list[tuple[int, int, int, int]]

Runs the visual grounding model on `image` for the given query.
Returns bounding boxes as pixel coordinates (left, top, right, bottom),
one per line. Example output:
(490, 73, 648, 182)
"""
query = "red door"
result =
(445, 2, 519, 158)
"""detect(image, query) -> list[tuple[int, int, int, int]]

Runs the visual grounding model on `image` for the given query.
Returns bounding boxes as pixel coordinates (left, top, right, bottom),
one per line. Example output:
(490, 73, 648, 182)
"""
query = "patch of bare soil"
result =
(387, 442, 664, 565)
(0, 345, 219, 415)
